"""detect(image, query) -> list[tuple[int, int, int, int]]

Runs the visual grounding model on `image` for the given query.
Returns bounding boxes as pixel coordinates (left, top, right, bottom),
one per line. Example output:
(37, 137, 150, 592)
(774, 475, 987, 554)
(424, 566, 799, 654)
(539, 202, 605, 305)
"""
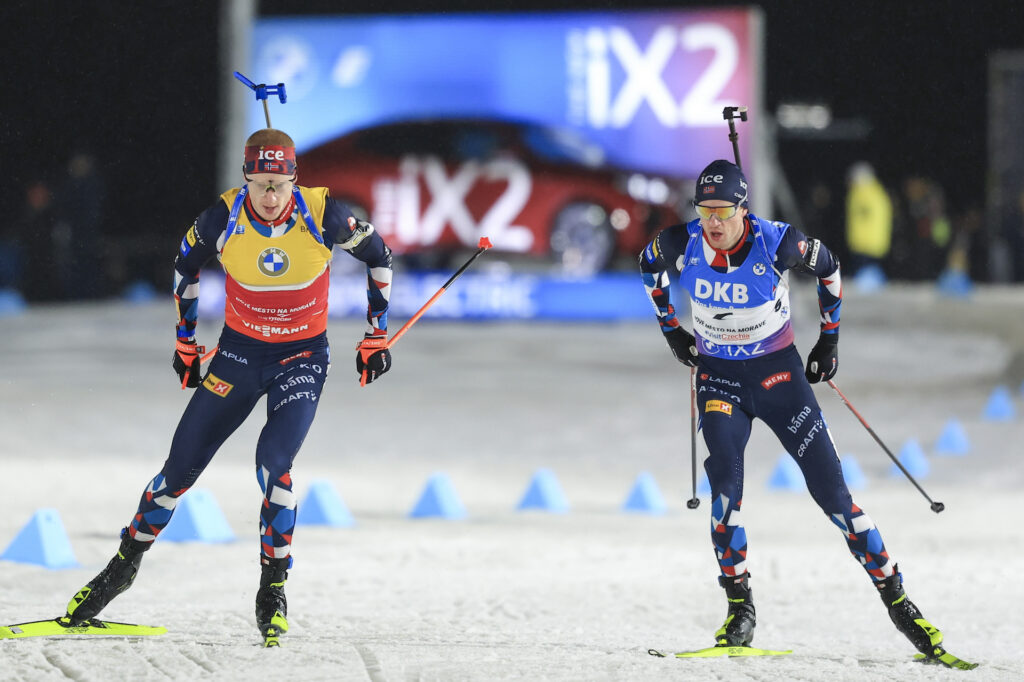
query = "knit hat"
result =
(695, 159, 748, 206)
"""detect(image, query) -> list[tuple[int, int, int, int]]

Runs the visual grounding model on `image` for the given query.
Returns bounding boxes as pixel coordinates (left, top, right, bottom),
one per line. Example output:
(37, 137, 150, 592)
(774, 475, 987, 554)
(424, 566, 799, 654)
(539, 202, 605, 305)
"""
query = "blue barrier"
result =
(198, 269, 687, 321)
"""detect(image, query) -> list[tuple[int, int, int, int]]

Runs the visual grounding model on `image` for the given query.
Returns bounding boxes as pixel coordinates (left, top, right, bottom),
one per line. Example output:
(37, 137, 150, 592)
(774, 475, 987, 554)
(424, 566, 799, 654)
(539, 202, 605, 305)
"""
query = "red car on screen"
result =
(298, 119, 686, 274)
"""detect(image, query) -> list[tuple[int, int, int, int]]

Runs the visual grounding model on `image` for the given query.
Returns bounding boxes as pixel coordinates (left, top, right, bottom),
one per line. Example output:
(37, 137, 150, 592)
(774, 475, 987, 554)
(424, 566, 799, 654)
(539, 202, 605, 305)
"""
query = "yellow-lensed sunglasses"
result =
(693, 202, 741, 220)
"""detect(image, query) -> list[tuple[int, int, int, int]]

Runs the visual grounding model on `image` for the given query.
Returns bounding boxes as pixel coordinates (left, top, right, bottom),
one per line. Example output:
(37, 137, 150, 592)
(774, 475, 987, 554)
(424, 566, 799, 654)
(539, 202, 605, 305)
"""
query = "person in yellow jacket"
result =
(61, 128, 394, 645)
(845, 161, 892, 274)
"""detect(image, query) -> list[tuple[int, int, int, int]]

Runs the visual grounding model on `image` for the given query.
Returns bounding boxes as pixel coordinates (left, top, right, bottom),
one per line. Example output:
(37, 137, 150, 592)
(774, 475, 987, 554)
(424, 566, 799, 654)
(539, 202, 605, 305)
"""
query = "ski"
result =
(0, 617, 166, 640)
(914, 647, 979, 670)
(648, 645, 793, 658)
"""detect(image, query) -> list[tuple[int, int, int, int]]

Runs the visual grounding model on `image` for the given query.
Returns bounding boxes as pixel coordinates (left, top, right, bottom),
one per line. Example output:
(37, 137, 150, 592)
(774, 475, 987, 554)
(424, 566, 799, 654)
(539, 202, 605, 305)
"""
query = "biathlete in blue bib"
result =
(640, 159, 956, 659)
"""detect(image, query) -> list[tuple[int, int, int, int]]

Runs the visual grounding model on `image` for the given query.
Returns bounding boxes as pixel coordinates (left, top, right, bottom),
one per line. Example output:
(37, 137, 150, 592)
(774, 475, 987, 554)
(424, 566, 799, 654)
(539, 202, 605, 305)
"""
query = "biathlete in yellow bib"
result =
(61, 128, 394, 643)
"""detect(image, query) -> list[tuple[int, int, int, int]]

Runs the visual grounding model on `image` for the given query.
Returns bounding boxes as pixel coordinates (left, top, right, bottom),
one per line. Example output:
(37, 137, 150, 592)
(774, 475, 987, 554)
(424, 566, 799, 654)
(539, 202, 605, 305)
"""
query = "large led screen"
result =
(249, 9, 763, 181)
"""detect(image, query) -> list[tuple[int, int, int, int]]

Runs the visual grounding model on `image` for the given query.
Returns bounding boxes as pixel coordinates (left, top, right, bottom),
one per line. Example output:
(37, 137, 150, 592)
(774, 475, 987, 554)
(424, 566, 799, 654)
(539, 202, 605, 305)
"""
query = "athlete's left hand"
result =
(356, 334, 391, 385)
(805, 334, 838, 383)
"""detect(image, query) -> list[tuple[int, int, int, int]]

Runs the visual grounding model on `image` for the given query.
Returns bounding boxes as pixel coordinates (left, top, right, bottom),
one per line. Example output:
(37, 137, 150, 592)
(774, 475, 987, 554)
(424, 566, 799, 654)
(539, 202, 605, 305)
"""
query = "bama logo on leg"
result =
(203, 373, 234, 397)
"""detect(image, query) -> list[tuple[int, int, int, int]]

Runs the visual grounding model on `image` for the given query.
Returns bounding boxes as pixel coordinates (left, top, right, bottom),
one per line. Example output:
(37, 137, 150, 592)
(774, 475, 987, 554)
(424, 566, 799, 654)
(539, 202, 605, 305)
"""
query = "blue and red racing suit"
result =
(640, 214, 896, 583)
(127, 185, 392, 563)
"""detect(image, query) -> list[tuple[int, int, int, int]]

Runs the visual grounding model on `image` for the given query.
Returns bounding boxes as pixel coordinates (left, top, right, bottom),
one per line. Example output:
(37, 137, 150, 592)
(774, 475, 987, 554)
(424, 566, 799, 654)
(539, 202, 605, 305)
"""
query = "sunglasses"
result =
(245, 176, 296, 194)
(693, 202, 741, 220)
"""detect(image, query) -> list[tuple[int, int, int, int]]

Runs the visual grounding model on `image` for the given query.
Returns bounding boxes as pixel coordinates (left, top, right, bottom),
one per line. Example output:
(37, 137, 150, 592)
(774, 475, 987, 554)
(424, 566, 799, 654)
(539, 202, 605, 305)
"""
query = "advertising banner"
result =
(250, 9, 762, 180)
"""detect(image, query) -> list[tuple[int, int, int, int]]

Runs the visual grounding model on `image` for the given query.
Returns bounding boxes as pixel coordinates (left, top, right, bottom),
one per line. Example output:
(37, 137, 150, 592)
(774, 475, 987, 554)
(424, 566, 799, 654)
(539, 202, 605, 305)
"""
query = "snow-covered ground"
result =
(2, 281, 1023, 681)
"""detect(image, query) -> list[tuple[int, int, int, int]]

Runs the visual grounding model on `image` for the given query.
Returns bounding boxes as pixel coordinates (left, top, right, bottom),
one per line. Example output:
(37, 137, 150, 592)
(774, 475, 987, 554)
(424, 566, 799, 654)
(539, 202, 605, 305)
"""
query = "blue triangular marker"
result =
(936, 268, 972, 298)
(517, 468, 569, 512)
(853, 263, 886, 293)
(409, 473, 466, 519)
(767, 454, 805, 492)
(297, 479, 354, 527)
(160, 488, 236, 543)
(982, 386, 1015, 421)
(622, 471, 667, 514)
(697, 472, 711, 496)
(1, 508, 78, 569)
(840, 455, 868, 490)
(0, 288, 27, 317)
(934, 419, 970, 456)
(889, 440, 929, 478)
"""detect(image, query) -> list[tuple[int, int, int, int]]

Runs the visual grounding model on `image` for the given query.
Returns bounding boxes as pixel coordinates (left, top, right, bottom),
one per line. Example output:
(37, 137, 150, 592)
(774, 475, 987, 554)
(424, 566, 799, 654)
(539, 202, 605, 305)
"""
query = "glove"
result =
(172, 339, 205, 389)
(663, 328, 698, 367)
(355, 335, 391, 385)
(805, 334, 838, 384)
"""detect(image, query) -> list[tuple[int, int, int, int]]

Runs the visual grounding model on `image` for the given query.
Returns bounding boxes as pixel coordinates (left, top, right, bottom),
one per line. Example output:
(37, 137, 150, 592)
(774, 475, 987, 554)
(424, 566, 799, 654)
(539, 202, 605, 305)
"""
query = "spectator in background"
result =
(899, 175, 951, 280)
(5, 179, 58, 301)
(53, 150, 106, 299)
(1002, 185, 1024, 282)
(802, 181, 839, 260)
(950, 206, 987, 283)
(844, 162, 892, 276)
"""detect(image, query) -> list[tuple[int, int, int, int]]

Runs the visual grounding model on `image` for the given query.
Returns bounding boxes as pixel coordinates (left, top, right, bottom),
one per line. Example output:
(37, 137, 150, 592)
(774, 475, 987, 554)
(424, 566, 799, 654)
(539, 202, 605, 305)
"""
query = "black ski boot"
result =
(715, 572, 756, 647)
(256, 556, 290, 646)
(875, 566, 943, 656)
(65, 528, 151, 625)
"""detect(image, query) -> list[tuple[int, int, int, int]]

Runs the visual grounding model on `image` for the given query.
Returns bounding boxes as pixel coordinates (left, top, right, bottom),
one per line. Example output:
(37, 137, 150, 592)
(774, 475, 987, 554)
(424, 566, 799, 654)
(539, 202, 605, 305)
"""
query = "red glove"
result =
(355, 335, 391, 386)
(172, 339, 206, 389)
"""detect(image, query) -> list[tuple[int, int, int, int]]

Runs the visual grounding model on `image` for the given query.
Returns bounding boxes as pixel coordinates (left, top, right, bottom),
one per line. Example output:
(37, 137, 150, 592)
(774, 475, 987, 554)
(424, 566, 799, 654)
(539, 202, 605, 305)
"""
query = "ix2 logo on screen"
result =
(372, 156, 534, 251)
(568, 23, 741, 128)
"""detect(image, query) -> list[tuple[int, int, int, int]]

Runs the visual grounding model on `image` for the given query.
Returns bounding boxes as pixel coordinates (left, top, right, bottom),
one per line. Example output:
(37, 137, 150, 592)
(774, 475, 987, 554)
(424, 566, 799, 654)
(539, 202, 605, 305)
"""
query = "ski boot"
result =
(256, 556, 290, 647)
(715, 572, 756, 647)
(875, 566, 943, 656)
(64, 528, 151, 625)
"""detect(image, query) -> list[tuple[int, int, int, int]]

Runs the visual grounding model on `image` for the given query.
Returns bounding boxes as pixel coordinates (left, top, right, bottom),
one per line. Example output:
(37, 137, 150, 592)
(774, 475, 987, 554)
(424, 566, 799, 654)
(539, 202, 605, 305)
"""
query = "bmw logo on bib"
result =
(753, 263, 766, 275)
(258, 247, 290, 277)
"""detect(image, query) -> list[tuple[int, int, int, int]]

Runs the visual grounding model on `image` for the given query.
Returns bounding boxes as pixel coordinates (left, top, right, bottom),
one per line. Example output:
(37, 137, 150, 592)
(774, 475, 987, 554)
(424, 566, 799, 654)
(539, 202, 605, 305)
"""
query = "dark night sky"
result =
(6, 0, 1024, 242)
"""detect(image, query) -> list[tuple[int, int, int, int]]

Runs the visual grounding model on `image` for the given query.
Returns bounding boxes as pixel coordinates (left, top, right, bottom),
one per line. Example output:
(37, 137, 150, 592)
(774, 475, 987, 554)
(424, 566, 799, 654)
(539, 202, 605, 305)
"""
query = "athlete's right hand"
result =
(663, 328, 698, 367)
(356, 334, 391, 385)
(172, 339, 205, 389)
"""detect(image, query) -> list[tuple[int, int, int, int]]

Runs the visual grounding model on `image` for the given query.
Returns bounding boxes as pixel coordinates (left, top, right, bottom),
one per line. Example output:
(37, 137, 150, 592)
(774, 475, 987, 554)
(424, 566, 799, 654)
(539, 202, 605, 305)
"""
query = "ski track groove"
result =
(353, 643, 389, 682)
(144, 650, 185, 680)
(40, 647, 84, 681)
(177, 646, 220, 675)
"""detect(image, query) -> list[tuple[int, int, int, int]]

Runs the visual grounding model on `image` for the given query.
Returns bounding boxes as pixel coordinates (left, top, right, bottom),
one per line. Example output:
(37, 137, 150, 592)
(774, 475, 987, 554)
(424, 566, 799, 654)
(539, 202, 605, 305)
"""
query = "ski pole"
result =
(683, 109, 749, 505)
(686, 366, 700, 509)
(827, 379, 945, 513)
(359, 236, 493, 387)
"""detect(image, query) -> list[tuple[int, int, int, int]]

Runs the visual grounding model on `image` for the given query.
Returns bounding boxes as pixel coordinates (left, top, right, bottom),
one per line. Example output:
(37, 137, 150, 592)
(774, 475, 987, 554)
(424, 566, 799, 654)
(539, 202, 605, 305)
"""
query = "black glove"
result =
(663, 328, 698, 367)
(172, 339, 205, 389)
(355, 335, 392, 385)
(805, 334, 838, 384)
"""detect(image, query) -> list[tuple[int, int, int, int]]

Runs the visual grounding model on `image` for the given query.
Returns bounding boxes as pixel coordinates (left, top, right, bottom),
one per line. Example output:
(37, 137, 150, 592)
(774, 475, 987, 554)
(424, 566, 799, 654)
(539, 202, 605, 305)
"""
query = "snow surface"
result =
(2, 281, 1023, 681)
